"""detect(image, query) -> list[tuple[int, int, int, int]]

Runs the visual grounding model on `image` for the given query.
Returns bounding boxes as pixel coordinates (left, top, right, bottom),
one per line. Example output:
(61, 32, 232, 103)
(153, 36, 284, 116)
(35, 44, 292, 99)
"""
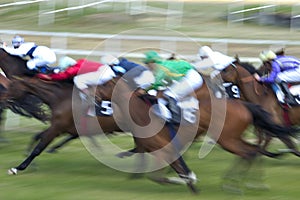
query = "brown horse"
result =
(0, 75, 122, 175)
(0, 48, 73, 152)
(94, 73, 297, 193)
(220, 60, 300, 157)
(0, 47, 122, 152)
(0, 73, 51, 142)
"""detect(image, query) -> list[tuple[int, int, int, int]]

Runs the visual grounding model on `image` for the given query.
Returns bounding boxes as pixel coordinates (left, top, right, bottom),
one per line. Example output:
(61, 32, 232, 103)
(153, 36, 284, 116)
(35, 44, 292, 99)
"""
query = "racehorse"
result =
(0, 48, 122, 174)
(220, 60, 300, 157)
(0, 48, 75, 151)
(0, 75, 122, 175)
(93, 74, 297, 193)
(0, 72, 50, 142)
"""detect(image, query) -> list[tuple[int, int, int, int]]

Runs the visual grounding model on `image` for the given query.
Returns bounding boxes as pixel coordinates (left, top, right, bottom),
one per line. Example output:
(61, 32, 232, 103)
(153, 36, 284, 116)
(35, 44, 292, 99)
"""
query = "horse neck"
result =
(235, 66, 279, 111)
(0, 49, 28, 78)
(196, 81, 211, 101)
(21, 78, 71, 106)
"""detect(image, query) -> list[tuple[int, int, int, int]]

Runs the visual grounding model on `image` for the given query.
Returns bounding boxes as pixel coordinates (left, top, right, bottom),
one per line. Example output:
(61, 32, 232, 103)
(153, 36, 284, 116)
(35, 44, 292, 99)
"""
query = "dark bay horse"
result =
(94, 74, 297, 193)
(0, 73, 50, 142)
(221, 60, 300, 157)
(0, 75, 122, 175)
(0, 48, 76, 152)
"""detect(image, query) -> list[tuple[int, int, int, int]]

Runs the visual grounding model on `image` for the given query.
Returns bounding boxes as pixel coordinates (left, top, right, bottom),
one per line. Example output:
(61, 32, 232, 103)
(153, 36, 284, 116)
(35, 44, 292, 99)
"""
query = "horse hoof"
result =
(8, 168, 17, 175)
(188, 171, 198, 184)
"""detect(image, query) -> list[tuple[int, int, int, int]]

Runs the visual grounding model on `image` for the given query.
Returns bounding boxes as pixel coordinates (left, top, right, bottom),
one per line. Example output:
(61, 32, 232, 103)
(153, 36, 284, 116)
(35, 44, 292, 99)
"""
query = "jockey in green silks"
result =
(143, 51, 203, 122)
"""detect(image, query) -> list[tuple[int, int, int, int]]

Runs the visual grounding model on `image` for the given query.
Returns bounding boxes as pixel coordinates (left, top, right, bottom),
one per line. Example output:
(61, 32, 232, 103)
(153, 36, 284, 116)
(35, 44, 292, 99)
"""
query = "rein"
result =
(233, 65, 264, 96)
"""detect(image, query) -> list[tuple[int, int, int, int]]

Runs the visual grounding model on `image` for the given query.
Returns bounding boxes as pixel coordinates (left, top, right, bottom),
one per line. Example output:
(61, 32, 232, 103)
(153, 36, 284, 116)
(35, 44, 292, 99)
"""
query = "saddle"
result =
(273, 82, 300, 106)
(140, 93, 199, 124)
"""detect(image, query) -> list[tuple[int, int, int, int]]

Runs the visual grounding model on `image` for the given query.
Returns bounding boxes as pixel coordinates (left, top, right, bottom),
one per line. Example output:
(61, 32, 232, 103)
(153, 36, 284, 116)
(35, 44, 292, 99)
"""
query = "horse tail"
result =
(243, 102, 298, 137)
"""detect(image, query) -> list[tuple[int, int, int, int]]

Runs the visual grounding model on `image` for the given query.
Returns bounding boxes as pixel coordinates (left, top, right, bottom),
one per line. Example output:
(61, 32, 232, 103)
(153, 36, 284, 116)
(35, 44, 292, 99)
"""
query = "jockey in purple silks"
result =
(254, 50, 300, 105)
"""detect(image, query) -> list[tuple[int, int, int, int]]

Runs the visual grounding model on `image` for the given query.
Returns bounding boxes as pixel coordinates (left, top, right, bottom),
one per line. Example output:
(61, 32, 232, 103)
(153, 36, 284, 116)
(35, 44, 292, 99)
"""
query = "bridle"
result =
(227, 63, 265, 96)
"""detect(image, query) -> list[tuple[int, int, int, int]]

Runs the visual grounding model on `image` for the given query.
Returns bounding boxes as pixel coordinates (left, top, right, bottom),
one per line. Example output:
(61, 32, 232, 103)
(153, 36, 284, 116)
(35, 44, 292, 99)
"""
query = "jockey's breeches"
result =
(164, 69, 203, 100)
(73, 65, 116, 90)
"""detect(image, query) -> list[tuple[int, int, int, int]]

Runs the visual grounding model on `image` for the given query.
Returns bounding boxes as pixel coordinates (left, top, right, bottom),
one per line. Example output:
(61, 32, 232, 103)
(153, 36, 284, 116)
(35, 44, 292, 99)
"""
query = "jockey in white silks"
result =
(254, 50, 300, 105)
(3, 35, 56, 71)
(193, 46, 235, 98)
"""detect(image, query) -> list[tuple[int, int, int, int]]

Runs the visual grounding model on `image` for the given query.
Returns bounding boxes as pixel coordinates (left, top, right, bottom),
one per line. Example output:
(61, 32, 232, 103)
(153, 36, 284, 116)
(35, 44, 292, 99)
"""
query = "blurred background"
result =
(1, 0, 300, 66)
(0, 1, 300, 200)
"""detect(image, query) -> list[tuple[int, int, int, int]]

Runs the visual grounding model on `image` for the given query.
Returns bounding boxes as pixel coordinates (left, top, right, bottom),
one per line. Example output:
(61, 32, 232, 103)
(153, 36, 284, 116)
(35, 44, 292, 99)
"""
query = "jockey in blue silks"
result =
(254, 50, 300, 105)
(103, 55, 155, 90)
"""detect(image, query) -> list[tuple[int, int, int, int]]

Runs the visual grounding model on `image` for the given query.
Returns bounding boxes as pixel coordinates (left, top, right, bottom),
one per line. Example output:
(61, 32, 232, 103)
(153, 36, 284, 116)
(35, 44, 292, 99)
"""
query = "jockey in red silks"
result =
(36, 56, 104, 81)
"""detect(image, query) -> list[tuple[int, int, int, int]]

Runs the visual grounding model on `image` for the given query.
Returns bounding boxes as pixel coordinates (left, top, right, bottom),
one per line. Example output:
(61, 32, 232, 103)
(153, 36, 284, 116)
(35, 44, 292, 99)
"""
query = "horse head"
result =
(257, 61, 272, 77)
(0, 48, 34, 78)
(221, 61, 260, 84)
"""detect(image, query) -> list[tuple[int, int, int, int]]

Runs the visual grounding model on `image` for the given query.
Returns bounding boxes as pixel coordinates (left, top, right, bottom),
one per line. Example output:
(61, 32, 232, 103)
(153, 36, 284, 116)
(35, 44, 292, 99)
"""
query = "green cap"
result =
(143, 51, 161, 63)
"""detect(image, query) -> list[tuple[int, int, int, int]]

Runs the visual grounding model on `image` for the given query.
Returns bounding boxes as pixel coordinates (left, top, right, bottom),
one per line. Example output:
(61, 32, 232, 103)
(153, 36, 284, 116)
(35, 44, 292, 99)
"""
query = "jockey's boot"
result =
(166, 96, 181, 123)
(79, 90, 96, 117)
(271, 83, 285, 103)
(281, 82, 298, 105)
(152, 98, 172, 121)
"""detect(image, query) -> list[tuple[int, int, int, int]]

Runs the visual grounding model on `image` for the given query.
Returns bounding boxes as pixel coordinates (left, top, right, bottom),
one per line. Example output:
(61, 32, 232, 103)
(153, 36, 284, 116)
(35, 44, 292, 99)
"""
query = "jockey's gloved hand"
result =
(210, 70, 220, 79)
(112, 66, 126, 74)
(53, 67, 60, 74)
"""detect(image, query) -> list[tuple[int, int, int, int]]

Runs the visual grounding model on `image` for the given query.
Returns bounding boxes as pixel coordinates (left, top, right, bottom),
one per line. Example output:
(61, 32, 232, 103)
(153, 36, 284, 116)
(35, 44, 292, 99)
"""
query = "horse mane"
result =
(234, 60, 263, 76)
(7, 94, 50, 123)
(32, 78, 74, 101)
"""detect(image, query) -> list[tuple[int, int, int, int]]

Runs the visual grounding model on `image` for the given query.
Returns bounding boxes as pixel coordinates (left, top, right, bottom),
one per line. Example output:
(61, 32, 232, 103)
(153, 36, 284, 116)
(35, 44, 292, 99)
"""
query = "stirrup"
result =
(152, 104, 172, 121)
(87, 106, 96, 117)
(284, 98, 298, 106)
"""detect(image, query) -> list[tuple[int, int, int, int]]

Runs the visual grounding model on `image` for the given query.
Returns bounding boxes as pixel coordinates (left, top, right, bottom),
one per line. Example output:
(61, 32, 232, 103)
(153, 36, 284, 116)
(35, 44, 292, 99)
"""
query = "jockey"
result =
(194, 46, 235, 98)
(37, 56, 102, 81)
(254, 50, 300, 105)
(3, 35, 56, 72)
(143, 51, 203, 122)
(101, 55, 155, 91)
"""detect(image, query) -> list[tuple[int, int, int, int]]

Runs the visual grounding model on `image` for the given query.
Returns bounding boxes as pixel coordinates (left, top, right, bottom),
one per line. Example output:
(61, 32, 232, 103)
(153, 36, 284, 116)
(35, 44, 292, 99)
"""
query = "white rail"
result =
(1, 30, 300, 45)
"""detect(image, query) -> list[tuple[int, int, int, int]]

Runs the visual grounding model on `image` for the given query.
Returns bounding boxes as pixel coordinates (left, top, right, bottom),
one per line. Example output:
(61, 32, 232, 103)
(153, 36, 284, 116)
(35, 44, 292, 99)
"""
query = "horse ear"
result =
(275, 48, 285, 56)
(234, 54, 240, 63)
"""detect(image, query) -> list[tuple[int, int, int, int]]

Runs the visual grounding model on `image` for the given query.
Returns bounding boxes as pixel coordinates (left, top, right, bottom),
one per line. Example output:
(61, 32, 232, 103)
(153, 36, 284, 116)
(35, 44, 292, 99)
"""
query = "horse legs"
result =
(277, 135, 300, 157)
(169, 156, 199, 194)
(25, 130, 47, 155)
(219, 138, 263, 193)
(8, 127, 61, 175)
(47, 134, 79, 153)
(115, 147, 138, 158)
(0, 108, 8, 143)
(255, 128, 283, 158)
(148, 144, 198, 194)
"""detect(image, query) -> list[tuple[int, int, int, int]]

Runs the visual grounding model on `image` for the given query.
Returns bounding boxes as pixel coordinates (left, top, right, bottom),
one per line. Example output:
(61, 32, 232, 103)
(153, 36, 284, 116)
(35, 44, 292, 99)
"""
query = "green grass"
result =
(0, 1, 300, 199)
(0, 116, 299, 200)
